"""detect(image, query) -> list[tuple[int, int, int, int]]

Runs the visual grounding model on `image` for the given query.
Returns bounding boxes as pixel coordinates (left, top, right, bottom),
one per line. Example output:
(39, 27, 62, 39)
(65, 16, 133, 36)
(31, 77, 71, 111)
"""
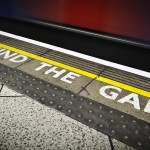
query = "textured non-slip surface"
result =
(0, 34, 149, 91)
(1, 38, 51, 56)
(0, 35, 9, 42)
(101, 67, 150, 91)
(43, 51, 105, 74)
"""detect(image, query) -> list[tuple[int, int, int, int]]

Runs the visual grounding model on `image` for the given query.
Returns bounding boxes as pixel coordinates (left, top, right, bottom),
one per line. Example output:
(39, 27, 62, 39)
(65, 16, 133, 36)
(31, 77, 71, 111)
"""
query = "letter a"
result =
(118, 93, 140, 110)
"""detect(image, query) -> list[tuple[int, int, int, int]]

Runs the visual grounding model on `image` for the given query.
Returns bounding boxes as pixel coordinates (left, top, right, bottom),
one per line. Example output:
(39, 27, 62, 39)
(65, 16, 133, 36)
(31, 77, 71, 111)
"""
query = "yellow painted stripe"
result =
(0, 43, 150, 98)
(97, 77, 150, 98)
(0, 44, 97, 79)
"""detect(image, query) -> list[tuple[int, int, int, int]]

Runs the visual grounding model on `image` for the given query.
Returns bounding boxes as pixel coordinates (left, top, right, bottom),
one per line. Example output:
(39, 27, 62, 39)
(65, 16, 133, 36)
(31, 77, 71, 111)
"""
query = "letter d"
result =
(9, 55, 28, 63)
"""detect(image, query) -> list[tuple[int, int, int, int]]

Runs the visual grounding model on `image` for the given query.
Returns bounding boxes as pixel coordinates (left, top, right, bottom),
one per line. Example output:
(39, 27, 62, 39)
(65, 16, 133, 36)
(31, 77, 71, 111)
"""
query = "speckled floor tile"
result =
(112, 138, 136, 150)
(0, 84, 22, 96)
(0, 85, 111, 150)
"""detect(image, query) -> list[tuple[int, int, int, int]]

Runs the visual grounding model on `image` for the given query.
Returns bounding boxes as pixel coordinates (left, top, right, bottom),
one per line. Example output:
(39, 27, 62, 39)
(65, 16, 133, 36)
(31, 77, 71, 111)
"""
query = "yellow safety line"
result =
(0, 43, 150, 98)
(97, 77, 150, 98)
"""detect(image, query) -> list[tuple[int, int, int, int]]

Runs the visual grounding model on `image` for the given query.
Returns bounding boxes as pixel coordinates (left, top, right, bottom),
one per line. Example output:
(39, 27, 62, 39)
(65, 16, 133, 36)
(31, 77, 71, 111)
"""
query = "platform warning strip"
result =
(0, 43, 150, 98)
(0, 38, 150, 150)
(0, 63, 150, 150)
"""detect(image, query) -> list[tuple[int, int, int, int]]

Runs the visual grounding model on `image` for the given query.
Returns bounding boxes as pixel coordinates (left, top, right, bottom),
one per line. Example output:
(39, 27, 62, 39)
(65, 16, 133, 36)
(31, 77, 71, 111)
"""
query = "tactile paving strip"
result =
(43, 51, 105, 74)
(0, 35, 104, 74)
(101, 67, 150, 91)
(0, 63, 149, 150)
(0, 35, 149, 92)
(1, 38, 51, 55)
(0, 35, 10, 42)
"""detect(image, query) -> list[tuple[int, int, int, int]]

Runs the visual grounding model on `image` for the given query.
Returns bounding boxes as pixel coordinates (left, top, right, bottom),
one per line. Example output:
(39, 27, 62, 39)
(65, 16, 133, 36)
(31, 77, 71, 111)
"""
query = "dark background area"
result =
(0, 0, 150, 72)
(1, 0, 150, 44)
(0, 17, 149, 72)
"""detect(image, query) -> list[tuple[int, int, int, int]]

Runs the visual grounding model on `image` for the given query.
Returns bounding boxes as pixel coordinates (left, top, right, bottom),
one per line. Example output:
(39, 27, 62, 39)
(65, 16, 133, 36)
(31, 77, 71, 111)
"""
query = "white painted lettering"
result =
(100, 85, 122, 100)
(0, 50, 18, 59)
(9, 55, 28, 63)
(0, 48, 6, 52)
(118, 93, 140, 110)
(61, 72, 81, 84)
(45, 67, 66, 78)
(144, 99, 150, 113)
(35, 62, 52, 71)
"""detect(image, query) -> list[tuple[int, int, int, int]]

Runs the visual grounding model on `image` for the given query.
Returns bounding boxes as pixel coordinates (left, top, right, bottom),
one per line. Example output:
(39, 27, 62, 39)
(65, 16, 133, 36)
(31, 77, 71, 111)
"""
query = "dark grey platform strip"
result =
(0, 63, 149, 150)
(43, 51, 105, 74)
(101, 67, 150, 91)
(0, 35, 10, 42)
(1, 35, 149, 92)
(1, 38, 51, 55)
(0, 35, 104, 74)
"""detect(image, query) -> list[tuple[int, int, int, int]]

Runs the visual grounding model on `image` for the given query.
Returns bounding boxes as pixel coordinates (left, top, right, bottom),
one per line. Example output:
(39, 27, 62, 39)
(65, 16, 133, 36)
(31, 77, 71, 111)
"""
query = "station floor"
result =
(0, 84, 134, 150)
(0, 31, 150, 150)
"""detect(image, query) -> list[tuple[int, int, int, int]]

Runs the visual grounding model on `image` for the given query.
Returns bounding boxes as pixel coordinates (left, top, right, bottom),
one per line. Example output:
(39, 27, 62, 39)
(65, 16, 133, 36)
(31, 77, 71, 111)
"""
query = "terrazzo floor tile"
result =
(0, 84, 22, 96)
(0, 84, 136, 150)
(0, 85, 111, 150)
(112, 138, 136, 150)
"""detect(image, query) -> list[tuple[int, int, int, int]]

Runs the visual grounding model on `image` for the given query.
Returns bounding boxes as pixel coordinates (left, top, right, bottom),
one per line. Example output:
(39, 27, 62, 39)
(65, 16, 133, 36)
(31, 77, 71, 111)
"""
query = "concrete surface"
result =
(0, 50, 32, 69)
(79, 80, 150, 123)
(0, 84, 135, 150)
(17, 59, 93, 93)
